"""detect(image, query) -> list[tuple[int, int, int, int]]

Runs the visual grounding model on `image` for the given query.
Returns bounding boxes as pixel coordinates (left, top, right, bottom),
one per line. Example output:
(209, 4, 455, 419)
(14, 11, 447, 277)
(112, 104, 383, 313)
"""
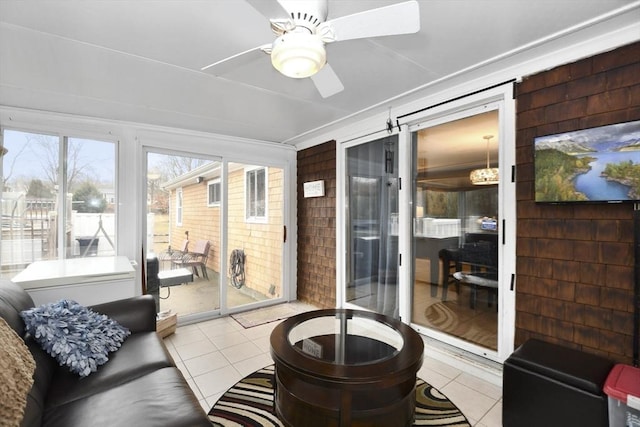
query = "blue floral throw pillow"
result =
(20, 299, 130, 377)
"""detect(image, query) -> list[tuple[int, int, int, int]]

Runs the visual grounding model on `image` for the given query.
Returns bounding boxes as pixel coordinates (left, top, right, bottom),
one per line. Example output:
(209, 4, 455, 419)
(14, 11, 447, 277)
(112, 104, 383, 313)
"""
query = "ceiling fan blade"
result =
(310, 63, 344, 98)
(245, 0, 295, 33)
(245, 0, 291, 21)
(201, 44, 271, 76)
(323, 0, 420, 42)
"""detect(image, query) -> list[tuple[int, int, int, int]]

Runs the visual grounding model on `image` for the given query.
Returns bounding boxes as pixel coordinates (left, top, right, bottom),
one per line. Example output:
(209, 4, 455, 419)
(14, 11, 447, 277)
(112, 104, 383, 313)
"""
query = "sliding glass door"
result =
(344, 135, 399, 318)
(411, 110, 500, 351)
(408, 99, 516, 361)
(226, 162, 284, 310)
(340, 89, 516, 361)
(145, 151, 222, 317)
(145, 150, 286, 322)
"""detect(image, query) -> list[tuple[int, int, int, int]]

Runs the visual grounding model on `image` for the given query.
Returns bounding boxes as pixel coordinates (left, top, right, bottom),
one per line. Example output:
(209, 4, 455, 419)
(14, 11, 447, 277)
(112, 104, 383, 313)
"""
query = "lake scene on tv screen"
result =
(534, 120, 640, 202)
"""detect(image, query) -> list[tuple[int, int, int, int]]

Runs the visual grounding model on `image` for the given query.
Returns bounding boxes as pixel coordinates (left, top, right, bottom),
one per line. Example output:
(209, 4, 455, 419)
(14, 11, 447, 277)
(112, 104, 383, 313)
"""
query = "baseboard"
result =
(422, 335, 503, 387)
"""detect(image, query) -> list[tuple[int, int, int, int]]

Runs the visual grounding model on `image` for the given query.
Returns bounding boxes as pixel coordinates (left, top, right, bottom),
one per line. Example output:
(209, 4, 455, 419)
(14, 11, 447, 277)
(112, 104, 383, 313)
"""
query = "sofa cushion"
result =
(89, 295, 157, 334)
(21, 339, 57, 427)
(20, 299, 131, 377)
(43, 367, 212, 427)
(0, 279, 35, 333)
(0, 317, 36, 427)
(46, 332, 176, 407)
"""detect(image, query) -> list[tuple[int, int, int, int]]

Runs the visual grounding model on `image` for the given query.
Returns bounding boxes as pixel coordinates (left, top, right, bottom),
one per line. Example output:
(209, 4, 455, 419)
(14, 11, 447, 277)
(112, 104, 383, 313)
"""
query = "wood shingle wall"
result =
(515, 41, 640, 363)
(296, 141, 337, 308)
(168, 166, 283, 299)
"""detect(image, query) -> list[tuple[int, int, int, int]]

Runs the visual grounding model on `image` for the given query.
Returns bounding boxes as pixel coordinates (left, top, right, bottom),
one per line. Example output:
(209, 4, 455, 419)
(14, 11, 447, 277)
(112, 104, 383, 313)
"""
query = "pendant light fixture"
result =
(470, 135, 499, 185)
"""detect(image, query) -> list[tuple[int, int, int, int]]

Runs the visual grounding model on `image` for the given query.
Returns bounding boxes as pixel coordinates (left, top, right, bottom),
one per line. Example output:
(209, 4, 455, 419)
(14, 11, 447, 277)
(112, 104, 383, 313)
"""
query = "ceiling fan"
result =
(201, 0, 420, 98)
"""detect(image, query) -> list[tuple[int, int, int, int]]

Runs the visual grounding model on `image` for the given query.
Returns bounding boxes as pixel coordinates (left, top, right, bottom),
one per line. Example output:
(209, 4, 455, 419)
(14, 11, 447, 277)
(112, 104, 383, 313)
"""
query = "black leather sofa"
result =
(0, 279, 211, 427)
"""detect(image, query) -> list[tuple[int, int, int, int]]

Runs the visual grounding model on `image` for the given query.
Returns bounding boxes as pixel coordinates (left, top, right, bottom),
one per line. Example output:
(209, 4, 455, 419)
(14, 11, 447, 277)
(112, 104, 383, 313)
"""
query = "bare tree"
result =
(2, 138, 30, 190)
(34, 136, 90, 191)
(3, 133, 104, 198)
(157, 155, 208, 182)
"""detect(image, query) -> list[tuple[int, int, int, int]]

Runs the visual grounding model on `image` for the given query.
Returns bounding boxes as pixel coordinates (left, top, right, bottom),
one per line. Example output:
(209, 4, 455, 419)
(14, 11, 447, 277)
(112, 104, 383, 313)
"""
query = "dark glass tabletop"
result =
(287, 310, 404, 365)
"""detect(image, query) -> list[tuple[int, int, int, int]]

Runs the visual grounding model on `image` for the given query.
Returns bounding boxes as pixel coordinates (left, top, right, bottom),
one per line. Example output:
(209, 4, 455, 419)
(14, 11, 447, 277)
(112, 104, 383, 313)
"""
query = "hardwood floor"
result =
(413, 280, 498, 350)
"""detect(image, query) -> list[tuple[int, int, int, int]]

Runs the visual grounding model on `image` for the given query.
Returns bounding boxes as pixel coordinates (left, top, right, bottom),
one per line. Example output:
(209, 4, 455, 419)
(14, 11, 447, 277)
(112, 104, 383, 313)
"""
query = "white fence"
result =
(71, 213, 116, 256)
(1, 212, 117, 268)
(0, 211, 160, 268)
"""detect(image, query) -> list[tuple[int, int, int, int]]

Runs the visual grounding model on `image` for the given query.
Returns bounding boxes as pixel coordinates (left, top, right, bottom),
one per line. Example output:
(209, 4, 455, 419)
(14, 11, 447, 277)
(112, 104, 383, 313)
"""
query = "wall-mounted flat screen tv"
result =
(535, 120, 640, 203)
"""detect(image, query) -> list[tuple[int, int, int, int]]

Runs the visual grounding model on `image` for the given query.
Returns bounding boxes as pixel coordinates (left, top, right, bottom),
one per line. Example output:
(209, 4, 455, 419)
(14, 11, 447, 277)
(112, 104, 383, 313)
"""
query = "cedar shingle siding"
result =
(169, 167, 283, 299)
(296, 141, 337, 308)
(515, 41, 640, 364)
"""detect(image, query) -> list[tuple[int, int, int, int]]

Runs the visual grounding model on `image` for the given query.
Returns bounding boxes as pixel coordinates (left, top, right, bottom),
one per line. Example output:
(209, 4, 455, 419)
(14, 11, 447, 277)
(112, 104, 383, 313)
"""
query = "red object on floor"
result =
(604, 364, 640, 405)
(603, 364, 640, 427)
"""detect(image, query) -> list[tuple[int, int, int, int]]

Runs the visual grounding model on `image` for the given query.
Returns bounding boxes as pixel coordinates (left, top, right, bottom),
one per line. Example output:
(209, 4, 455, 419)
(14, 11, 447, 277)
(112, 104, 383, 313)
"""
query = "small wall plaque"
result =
(303, 180, 325, 198)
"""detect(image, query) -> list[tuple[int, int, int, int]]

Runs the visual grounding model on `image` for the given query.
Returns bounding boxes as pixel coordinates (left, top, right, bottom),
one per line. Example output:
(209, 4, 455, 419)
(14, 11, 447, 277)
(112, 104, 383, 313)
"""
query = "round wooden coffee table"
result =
(270, 309, 424, 427)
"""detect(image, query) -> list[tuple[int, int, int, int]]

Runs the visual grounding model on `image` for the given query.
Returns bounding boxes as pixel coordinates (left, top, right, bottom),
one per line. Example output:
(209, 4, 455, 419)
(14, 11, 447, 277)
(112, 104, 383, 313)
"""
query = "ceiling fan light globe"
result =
(271, 33, 326, 79)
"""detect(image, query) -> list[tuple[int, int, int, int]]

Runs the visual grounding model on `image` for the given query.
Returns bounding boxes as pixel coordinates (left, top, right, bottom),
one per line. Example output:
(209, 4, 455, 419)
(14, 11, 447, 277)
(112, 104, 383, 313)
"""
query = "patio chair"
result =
(172, 239, 210, 279)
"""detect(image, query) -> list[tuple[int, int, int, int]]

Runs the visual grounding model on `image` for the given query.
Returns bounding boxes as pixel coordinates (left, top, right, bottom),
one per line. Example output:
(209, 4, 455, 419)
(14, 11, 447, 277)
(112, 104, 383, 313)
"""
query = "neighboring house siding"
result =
(515, 41, 640, 364)
(168, 167, 283, 299)
(228, 167, 283, 298)
(169, 183, 219, 272)
(296, 141, 337, 308)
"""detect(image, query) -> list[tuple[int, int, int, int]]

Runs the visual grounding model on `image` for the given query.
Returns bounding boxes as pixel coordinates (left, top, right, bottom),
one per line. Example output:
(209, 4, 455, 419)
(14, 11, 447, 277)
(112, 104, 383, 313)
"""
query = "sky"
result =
(535, 120, 640, 149)
(2, 129, 115, 188)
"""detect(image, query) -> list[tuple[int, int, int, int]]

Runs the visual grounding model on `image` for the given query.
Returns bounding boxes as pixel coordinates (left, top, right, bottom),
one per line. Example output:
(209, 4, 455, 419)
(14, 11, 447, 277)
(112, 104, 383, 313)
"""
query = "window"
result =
(176, 188, 183, 225)
(1, 129, 117, 275)
(207, 179, 221, 206)
(245, 167, 266, 221)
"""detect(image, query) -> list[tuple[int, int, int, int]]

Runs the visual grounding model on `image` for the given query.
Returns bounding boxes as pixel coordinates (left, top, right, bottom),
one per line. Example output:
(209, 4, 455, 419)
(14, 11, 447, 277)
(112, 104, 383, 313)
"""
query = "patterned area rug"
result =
(425, 300, 497, 351)
(209, 365, 471, 426)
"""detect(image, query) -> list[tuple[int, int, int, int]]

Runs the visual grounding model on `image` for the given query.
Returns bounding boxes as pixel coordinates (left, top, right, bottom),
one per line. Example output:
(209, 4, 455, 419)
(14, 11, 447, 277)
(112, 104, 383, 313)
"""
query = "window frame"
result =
(0, 126, 119, 269)
(245, 166, 267, 223)
(176, 187, 183, 226)
(207, 178, 221, 207)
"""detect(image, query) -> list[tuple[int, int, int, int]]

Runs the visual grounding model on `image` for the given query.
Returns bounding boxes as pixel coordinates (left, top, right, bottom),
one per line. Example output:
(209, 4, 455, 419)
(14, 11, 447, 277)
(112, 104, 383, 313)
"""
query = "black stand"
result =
(633, 204, 640, 366)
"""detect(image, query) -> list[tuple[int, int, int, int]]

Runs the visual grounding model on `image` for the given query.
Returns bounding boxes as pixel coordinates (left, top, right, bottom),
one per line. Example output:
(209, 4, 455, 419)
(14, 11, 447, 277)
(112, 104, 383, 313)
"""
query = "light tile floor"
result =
(163, 316, 503, 427)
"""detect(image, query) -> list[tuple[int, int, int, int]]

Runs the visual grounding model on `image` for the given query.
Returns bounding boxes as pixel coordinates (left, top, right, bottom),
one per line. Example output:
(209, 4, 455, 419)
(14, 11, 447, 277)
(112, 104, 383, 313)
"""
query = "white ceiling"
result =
(0, 0, 638, 149)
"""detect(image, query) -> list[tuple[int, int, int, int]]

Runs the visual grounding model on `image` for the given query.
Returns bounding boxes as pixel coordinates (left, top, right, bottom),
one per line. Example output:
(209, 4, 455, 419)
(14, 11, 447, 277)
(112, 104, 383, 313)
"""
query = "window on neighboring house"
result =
(176, 188, 183, 225)
(245, 167, 266, 222)
(207, 179, 221, 206)
(1, 129, 117, 275)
